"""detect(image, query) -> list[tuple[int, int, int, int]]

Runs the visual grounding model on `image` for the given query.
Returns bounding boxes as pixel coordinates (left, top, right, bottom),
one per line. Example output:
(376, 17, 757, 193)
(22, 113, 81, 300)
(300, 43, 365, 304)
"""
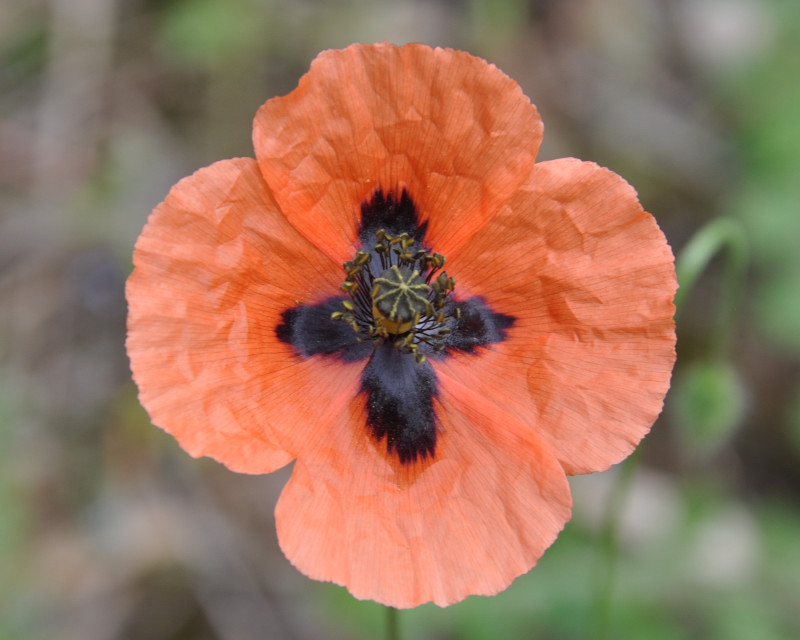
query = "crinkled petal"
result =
(253, 42, 543, 265)
(275, 369, 572, 608)
(126, 158, 362, 473)
(441, 158, 677, 475)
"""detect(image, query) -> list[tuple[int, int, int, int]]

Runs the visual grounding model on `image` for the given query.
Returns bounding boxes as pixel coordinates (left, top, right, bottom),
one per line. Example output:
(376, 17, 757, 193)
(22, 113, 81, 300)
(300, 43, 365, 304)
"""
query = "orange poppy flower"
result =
(126, 43, 677, 608)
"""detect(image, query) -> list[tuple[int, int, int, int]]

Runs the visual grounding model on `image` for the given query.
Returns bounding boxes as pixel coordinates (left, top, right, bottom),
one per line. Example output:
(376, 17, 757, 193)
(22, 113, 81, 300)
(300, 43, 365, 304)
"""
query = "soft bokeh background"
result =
(2, 0, 800, 638)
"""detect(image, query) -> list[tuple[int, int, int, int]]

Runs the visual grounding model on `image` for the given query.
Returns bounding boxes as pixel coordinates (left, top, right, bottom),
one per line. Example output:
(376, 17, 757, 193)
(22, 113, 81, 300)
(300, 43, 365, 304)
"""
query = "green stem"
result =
(674, 217, 748, 356)
(386, 606, 400, 640)
(589, 218, 747, 637)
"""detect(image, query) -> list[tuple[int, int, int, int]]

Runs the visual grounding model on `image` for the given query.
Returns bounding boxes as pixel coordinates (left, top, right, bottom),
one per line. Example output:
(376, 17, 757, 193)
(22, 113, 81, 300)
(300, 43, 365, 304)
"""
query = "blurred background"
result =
(2, 0, 800, 638)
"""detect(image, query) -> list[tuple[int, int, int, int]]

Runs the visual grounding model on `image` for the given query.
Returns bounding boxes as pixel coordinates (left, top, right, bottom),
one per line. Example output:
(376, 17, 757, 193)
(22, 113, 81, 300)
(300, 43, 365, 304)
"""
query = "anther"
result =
(336, 222, 458, 362)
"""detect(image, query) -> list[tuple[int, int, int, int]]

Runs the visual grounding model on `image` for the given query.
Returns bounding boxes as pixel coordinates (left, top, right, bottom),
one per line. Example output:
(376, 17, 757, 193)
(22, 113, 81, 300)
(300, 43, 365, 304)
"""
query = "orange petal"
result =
(442, 158, 677, 475)
(275, 367, 572, 608)
(126, 158, 362, 473)
(253, 42, 543, 265)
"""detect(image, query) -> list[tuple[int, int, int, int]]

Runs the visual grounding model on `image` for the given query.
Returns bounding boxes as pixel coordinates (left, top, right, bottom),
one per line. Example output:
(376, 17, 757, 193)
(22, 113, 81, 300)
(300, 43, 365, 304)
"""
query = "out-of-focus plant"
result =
(673, 218, 748, 459)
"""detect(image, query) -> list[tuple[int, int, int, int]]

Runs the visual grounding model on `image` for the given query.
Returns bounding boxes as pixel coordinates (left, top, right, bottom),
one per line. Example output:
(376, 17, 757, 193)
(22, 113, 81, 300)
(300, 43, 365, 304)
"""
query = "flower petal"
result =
(275, 367, 572, 608)
(126, 158, 362, 473)
(442, 158, 677, 475)
(253, 42, 543, 265)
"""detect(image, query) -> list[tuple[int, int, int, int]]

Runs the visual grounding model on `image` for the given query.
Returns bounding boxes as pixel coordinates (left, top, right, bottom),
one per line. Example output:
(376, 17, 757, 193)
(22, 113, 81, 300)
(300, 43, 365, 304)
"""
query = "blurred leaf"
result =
(752, 266, 800, 352)
(785, 384, 800, 456)
(761, 502, 800, 596)
(726, 0, 800, 353)
(711, 594, 789, 640)
(0, 11, 48, 93)
(0, 379, 35, 638)
(469, 0, 529, 49)
(732, 180, 800, 269)
(0, 381, 25, 564)
(674, 361, 745, 457)
(161, 0, 265, 67)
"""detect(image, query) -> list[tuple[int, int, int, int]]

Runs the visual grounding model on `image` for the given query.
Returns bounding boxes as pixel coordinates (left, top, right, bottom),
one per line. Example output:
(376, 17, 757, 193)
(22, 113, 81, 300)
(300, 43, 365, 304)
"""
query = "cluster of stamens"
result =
(331, 229, 459, 363)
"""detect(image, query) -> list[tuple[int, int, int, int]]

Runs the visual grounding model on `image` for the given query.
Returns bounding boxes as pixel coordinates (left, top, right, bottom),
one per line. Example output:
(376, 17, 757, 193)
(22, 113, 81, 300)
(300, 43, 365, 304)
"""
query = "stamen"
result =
(331, 225, 458, 362)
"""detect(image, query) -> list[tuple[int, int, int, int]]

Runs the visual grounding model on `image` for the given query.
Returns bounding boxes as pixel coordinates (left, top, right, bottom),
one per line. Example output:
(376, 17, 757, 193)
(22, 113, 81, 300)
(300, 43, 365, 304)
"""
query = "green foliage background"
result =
(2, 0, 800, 638)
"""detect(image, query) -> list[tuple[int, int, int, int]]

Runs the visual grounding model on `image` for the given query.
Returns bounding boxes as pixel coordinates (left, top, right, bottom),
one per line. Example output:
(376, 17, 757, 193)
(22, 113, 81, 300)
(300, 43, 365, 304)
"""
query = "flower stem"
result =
(674, 217, 748, 357)
(386, 606, 400, 640)
(590, 218, 748, 637)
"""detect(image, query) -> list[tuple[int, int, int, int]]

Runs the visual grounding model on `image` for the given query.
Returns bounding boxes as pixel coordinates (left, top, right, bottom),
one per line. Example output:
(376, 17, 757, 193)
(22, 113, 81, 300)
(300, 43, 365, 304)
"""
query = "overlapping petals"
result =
(253, 43, 543, 264)
(441, 158, 677, 474)
(127, 42, 677, 608)
(127, 158, 363, 472)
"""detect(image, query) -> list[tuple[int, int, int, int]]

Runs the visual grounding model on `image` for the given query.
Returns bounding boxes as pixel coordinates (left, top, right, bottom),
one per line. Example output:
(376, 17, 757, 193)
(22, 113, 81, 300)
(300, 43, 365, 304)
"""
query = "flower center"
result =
(331, 229, 458, 363)
(372, 266, 429, 334)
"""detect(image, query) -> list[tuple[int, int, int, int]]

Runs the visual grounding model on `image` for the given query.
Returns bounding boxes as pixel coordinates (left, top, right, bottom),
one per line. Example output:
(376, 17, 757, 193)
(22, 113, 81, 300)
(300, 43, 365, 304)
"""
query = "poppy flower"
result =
(126, 43, 677, 608)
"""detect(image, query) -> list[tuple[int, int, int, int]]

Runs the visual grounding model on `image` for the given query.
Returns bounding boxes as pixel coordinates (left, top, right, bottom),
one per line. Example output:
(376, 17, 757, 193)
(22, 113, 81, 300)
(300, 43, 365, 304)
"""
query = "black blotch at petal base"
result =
(358, 189, 427, 245)
(445, 297, 515, 354)
(360, 343, 438, 463)
(274, 188, 517, 465)
(276, 298, 371, 363)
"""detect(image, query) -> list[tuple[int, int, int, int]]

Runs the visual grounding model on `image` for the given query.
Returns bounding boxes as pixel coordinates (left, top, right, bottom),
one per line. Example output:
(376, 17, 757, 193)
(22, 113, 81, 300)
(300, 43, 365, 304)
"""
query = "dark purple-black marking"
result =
(275, 188, 515, 464)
